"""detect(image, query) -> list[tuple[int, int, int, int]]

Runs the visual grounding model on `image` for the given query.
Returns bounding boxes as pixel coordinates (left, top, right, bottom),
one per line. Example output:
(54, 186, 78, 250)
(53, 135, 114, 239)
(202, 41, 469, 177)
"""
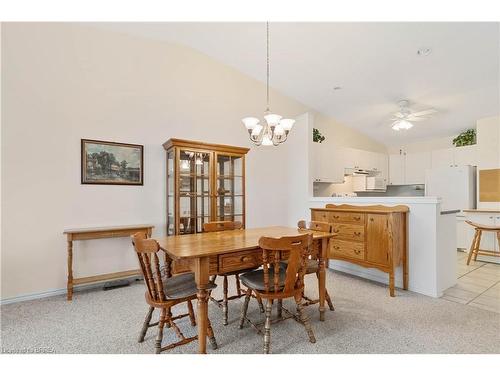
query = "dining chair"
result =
(293, 220, 335, 310)
(203, 220, 264, 325)
(131, 232, 218, 353)
(465, 220, 500, 265)
(238, 233, 316, 354)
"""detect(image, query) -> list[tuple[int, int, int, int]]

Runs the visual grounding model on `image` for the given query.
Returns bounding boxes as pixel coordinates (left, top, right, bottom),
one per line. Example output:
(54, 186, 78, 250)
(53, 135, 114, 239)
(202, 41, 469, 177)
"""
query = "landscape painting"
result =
(81, 139, 143, 185)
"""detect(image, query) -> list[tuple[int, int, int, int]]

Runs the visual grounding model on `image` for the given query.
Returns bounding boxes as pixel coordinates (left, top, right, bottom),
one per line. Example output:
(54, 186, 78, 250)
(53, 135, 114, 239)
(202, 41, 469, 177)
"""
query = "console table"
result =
(63, 224, 154, 301)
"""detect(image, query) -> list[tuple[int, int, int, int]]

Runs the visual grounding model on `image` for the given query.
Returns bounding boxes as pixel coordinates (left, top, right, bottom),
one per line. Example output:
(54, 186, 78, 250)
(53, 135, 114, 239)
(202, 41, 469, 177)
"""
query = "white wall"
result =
(1, 23, 385, 300)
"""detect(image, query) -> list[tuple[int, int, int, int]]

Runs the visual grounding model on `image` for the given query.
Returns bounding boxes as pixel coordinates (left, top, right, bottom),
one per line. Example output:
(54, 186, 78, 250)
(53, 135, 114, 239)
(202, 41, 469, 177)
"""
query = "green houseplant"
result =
(313, 128, 325, 143)
(452, 129, 476, 147)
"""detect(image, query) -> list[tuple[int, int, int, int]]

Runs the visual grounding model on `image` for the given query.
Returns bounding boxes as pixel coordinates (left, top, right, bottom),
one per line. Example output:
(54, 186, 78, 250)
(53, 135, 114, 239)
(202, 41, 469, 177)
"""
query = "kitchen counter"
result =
(463, 209, 500, 213)
(305, 196, 456, 298)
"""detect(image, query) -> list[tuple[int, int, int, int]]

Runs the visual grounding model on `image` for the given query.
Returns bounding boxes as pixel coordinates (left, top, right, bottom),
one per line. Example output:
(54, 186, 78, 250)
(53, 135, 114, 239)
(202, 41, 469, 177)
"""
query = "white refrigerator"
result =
(425, 166, 477, 211)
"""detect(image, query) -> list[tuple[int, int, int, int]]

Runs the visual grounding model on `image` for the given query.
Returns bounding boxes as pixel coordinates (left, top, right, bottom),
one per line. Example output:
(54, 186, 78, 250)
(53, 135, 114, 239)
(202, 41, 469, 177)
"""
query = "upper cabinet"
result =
(431, 145, 478, 168)
(312, 144, 388, 184)
(389, 150, 431, 185)
(389, 145, 478, 185)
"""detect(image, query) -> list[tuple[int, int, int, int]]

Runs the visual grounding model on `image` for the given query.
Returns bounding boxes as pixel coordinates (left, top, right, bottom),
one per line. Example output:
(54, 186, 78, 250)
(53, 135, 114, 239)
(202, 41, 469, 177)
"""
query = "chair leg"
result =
(164, 307, 172, 328)
(466, 230, 479, 265)
(239, 289, 252, 329)
(473, 230, 482, 261)
(207, 317, 218, 350)
(208, 275, 217, 298)
(277, 299, 283, 319)
(156, 308, 166, 354)
(235, 274, 242, 297)
(256, 295, 265, 313)
(263, 299, 272, 354)
(325, 290, 335, 311)
(187, 299, 196, 326)
(295, 295, 316, 344)
(222, 276, 229, 325)
(138, 306, 154, 343)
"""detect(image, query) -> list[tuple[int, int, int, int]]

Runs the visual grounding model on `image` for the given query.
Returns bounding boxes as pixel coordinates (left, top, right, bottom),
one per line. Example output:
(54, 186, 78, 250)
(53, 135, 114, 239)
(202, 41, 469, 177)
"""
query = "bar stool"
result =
(465, 220, 500, 265)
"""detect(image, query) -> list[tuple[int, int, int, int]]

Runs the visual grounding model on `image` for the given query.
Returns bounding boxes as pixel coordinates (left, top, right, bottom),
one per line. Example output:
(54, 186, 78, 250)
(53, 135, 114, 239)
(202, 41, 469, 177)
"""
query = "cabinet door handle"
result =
(353, 216, 361, 221)
(370, 218, 374, 222)
(354, 249, 361, 255)
(354, 232, 361, 236)
(333, 245, 340, 250)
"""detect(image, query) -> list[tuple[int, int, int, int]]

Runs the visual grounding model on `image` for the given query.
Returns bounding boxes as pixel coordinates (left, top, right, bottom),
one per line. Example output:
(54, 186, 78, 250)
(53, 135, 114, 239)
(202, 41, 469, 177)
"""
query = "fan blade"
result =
(406, 116, 427, 122)
(411, 108, 438, 117)
(393, 112, 405, 119)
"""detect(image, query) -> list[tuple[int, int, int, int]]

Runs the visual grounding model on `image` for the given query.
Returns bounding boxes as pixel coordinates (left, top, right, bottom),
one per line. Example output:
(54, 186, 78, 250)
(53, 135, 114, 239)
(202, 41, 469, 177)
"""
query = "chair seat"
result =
(466, 220, 500, 231)
(163, 272, 216, 299)
(239, 267, 286, 292)
(280, 258, 318, 274)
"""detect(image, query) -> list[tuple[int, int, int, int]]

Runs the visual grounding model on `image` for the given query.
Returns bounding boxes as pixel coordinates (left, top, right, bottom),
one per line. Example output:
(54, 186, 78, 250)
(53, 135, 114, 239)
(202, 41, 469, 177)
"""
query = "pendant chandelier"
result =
(241, 22, 295, 146)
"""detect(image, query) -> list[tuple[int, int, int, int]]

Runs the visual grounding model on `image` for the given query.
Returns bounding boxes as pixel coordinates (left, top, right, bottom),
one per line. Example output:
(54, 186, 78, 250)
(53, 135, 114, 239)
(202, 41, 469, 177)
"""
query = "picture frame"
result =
(81, 139, 144, 185)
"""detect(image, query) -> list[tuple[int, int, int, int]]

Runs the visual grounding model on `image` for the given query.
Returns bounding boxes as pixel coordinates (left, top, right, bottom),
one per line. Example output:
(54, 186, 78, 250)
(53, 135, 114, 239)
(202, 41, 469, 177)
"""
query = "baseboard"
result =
(329, 261, 403, 288)
(0, 277, 140, 305)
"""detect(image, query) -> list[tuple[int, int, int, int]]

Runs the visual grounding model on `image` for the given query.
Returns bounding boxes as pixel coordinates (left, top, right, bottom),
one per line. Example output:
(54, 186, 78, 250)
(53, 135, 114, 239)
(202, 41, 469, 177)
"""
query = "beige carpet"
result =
(2, 270, 499, 354)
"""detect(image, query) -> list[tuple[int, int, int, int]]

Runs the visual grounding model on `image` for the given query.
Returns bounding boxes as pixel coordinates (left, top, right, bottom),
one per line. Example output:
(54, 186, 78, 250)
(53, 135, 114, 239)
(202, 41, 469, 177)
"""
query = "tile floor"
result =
(441, 251, 500, 313)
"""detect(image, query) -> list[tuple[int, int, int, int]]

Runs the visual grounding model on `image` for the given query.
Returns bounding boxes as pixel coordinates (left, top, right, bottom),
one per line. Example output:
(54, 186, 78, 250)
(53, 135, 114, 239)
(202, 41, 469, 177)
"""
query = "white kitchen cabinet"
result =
(311, 142, 345, 183)
(454, 145, 478, 166)
(431, 148, 455, 169)
(456, 215, 470, 250)
(431, 145, 478, 169)
(389, 153, 405, 185)
(405, 151, 432, 184)
(376, 152, 389, 183)
(389, 150, 430, 185)
(463, 211, 500, 264)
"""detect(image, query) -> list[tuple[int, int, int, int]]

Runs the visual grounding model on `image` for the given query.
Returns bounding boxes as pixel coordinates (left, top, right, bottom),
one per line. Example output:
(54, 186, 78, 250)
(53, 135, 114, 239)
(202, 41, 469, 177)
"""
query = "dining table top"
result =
(155, 226, 335, 259)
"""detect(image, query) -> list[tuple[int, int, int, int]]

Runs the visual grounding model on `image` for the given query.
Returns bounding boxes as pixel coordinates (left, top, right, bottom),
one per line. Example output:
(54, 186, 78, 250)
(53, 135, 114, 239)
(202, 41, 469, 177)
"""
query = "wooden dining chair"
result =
(131, 232, 218, 353)
(465, 220, 500, 265)
(204, 220, 264, 325)
(238, 233, 316, 354)
(294, 220, 335, 311)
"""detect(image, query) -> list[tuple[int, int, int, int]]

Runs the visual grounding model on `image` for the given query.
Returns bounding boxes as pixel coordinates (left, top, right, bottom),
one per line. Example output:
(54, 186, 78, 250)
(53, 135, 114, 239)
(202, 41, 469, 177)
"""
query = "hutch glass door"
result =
(215, 153, 244, 224)
(178, 149, 212, 234)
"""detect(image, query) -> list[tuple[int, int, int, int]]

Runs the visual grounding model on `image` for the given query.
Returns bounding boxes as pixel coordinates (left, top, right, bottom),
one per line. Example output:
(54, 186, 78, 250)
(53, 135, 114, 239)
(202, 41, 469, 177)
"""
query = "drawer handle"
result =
(354, 249, 361, 255)
(370, 218, 374, 222)
(353, 216, 361, 221)
(240, 255, 253, 263)
(333, 245, 340, 250)
(333, 229, 340, 233)
(333, 215, 340, 219)
(354, 232, 361, 236)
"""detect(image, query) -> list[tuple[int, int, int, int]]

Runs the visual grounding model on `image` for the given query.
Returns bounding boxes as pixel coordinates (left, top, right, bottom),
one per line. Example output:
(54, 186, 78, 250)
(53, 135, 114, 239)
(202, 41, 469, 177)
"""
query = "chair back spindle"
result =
(131, 232, 167, 303)
(258, 234, 312, 295)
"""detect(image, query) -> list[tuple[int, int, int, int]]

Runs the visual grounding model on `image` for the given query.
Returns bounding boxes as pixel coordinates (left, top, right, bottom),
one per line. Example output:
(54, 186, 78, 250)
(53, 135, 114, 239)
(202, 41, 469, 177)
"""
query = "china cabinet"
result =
(163, 138, 249, 235)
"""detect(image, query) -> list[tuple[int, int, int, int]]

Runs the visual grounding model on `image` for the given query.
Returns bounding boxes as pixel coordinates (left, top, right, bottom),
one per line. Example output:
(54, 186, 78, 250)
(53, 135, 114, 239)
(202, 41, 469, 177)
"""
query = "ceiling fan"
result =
(390, 100, 438, 131)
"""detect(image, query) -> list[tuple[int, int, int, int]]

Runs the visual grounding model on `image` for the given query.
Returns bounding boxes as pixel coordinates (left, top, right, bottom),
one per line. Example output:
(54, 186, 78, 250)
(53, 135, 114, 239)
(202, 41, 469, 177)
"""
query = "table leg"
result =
(318, 238, 327, 321)
(403, 213, 408, 290)
(67, 239, 73, 301)
(194, 257, 210, 354)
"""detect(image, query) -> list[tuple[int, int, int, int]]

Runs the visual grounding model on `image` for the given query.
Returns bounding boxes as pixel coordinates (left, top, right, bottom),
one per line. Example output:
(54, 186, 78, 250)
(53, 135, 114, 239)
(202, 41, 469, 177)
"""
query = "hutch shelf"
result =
(163, 138, 249, 236)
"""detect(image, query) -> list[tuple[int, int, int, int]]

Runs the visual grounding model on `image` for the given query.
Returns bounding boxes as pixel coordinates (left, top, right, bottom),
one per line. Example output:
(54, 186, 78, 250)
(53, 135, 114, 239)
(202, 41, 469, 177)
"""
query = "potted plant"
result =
(452, 129, 476, 147)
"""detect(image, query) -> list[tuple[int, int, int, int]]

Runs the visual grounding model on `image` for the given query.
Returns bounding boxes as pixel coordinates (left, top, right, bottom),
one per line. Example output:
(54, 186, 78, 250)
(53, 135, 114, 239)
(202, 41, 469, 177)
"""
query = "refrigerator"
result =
(425, 165, 477, 211)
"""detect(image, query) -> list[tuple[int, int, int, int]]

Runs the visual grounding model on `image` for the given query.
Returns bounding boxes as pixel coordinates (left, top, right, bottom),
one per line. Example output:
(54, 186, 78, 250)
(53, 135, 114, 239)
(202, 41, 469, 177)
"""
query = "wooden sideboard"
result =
(311, 204, 409, 296)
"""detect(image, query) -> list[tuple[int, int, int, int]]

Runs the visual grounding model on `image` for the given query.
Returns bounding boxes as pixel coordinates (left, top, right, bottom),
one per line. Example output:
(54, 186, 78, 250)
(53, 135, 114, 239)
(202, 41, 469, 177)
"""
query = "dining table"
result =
(155, 225, 335, 354)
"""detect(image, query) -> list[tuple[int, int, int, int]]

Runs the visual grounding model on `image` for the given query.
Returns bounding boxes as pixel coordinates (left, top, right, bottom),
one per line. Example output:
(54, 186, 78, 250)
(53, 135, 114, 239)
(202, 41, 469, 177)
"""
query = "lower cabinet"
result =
(312, 204, 409, 296)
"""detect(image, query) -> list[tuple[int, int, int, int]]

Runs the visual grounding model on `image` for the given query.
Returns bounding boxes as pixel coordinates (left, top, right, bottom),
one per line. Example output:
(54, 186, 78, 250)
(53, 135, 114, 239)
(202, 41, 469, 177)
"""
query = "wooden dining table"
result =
(155, 226, 335, 354)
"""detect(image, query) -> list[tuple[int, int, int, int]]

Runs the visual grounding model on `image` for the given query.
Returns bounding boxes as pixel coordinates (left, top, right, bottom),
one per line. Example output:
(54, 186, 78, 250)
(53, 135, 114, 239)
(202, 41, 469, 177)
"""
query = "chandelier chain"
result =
(266, 21, 269, 112)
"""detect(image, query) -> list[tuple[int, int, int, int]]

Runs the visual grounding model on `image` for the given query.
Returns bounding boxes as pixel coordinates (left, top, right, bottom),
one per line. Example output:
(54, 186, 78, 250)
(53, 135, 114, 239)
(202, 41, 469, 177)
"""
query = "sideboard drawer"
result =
(311, 210, 331, 222)
(332, 223, 365, 241)
(219, 250, 262, 273)
(330, 212, 365, 224)
(330, 239, 365, 260)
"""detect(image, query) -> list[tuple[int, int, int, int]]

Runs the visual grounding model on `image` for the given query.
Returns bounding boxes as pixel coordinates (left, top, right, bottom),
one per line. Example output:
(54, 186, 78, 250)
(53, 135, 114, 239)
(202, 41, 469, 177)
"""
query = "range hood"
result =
(344, 168, 379, 177)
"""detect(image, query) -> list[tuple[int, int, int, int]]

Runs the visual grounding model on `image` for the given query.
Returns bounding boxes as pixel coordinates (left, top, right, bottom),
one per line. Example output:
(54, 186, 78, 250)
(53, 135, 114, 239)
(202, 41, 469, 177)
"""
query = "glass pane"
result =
(167, 214, 175, 235)
(216, 196, 243, 218)
(179, 217, 196, 235)
(217, 176, 242, 195)
(233, 155, 243, 176)
(196, 196, 210, 217)
(167, 151, 174, 195)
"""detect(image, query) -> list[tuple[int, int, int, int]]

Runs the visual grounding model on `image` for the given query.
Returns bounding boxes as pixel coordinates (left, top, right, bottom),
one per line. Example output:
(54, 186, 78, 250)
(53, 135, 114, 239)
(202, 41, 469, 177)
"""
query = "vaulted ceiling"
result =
(94, 22, 500, 146)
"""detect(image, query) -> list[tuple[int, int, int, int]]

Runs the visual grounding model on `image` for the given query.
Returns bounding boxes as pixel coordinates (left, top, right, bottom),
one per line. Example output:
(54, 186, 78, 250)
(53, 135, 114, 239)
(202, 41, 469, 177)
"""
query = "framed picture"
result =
(81, 139, 144, 185)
